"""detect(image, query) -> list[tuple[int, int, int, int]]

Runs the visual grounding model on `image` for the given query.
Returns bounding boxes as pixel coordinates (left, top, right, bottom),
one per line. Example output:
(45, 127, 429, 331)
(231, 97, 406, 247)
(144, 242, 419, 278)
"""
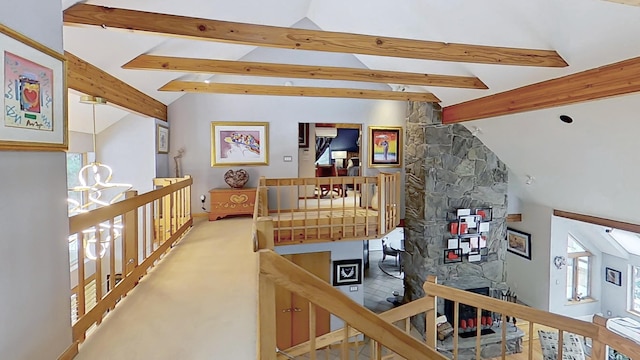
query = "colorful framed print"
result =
(443, 248, 463, 264)
(332, 259, 362, 286)
(210, 121, 269, 166)
(0, 24, 67, 151)
(157, 124, 169, 154)
(506, 228, 532, 260)
(368, 126, 402, 168)
(605, 267, 622, 286)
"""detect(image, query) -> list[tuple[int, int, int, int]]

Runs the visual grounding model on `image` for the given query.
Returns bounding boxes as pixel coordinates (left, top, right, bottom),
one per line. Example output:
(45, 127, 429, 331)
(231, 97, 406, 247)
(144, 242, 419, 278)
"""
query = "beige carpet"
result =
(75, 217, 258, 360)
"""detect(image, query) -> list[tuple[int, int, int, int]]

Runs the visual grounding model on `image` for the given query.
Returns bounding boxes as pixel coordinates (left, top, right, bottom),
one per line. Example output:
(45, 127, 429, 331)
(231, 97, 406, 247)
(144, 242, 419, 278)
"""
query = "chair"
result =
(315, 164, 343, 198)
(382, 239, 399, 266)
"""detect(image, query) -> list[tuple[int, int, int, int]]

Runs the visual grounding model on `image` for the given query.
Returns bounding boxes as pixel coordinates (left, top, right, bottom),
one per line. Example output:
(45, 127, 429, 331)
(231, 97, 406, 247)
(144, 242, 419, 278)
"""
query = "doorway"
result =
(275, 251, 331, 349)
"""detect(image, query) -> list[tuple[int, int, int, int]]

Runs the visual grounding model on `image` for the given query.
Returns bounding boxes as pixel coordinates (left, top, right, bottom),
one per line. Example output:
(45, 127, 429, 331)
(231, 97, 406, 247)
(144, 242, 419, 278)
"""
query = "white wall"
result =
(69, 131, 94, 153)
(276, 241, 364, 330)
(601, 253, 640, 322)
(505, 200, 552, 310)
(168, 46, 406, 214)
(548, 217, 603, 318)
(97, 114, 156, 194)
(0, 3, 73, 359)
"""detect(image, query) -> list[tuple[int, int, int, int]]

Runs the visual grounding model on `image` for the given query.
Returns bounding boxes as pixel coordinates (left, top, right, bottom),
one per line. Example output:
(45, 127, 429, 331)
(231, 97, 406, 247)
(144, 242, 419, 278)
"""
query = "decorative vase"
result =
(224, 169, 249, 188)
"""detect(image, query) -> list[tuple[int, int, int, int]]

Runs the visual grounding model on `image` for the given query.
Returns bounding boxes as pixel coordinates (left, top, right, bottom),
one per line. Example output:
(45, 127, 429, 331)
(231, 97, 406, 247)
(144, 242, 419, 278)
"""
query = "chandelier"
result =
(68, 95, 132, 260)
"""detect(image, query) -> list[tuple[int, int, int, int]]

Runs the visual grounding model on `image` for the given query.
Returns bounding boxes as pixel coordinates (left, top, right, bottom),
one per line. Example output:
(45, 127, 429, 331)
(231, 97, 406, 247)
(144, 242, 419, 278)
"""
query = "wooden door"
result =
(276, 252, 331, 349)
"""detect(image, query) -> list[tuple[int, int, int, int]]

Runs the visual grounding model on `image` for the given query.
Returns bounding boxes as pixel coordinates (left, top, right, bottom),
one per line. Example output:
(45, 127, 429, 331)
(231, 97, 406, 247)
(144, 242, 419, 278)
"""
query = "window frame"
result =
(566, 234, 593, 302)
(629, 265, 640, 315)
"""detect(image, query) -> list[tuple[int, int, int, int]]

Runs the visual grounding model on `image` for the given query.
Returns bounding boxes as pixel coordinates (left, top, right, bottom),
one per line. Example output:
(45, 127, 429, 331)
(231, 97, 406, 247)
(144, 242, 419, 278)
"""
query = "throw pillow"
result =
(538, 330, 585, 360)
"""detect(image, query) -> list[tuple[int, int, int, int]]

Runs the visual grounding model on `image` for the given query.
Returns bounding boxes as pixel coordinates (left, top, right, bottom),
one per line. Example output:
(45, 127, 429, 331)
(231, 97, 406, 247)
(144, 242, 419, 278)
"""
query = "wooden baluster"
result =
(405, 317, 411, 333)
(352, 176, 357, 237)
(557, 330, 564, 360)
(342, 324, 349, 359)
(142, 205, 147, 260)
(109, 219, 116, 310)
(342, 177, 346, 238)
(276, 181, 281, 242)
(310, 303, 317, 360)
(453, 301, 459, 360)
(476, 307, 482, 360)
(528, 321, 534, 360)
(424, 275, 437, 349)
(501, 313, 507, 360)
(365, 178, 370, 237)
(330, 177, 334, 240)
(94, 224, 103, 325)
(375, 341, 382, 360)
(258, 274, 276, 360)
(290, 179, 295, 242)
(75, 231, 85, 339)
(303, 178, 308, 241)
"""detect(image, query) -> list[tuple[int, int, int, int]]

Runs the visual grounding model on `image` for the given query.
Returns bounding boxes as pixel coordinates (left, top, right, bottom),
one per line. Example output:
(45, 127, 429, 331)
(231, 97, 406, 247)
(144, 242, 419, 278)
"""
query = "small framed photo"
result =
(605, 267, 622, 286)
(211, 121, 269, 166)
(368, 126, 402, 168)
(506, 228, 532, 260)
(298, 122, 309, 148)
(156, 124, 169, 154)
(333, 259, 362, 286)
(443, 248, 462, 264)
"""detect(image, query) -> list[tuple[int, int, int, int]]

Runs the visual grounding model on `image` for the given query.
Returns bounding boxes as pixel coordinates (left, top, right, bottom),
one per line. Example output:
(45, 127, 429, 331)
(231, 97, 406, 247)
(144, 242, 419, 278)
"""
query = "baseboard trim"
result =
(57, 341, 79, 360)
(192, 212, 209, 218)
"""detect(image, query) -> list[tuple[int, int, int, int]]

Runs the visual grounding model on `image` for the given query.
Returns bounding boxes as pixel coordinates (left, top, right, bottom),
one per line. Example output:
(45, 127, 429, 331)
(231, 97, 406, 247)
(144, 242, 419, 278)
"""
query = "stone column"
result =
(403, 101, 509, 332)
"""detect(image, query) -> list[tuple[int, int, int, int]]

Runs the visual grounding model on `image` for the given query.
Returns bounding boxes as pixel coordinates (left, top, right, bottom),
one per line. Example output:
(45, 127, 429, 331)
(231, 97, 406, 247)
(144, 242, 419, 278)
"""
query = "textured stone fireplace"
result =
(403, 101, 510, 335)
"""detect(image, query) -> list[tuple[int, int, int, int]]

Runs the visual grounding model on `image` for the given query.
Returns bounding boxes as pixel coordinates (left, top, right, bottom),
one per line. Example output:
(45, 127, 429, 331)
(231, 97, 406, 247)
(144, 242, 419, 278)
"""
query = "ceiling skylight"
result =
(609, 230, 640, 256)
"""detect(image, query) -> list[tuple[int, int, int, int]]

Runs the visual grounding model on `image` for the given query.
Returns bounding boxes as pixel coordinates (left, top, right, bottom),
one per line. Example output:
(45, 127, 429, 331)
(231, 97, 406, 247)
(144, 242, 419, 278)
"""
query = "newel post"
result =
(256, 217, 274, 250)
(591, 315, 607, 360)
(423, 275, 438, 348)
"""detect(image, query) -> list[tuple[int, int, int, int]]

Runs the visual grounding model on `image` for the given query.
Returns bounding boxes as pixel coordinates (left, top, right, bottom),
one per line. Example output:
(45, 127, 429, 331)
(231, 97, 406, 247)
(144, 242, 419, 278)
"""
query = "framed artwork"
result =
(0, 24, 67, 151)
(368, 126, 402, 168)
(210, 121, 269, 166)
(443, 248, 462, 264)
(156, 124, 169, 154)
(298, 122, 309, 148)
(506, 228, 532, 260)
(332, 259, 362, 286)
(605, 267, 622, 286)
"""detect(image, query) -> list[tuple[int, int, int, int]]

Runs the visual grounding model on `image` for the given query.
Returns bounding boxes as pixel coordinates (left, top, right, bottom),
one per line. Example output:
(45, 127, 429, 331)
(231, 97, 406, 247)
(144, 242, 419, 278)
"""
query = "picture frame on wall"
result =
(506, 228, 532, 260)
(332, 259, 362, 286)
(156, 124, 169, 154)
(0, 24, 67, 151)
(210, 121, 269, 166)
(298, 122, 309, 148)
(368, 126, 402, 168)
(605, 267, 622, 286)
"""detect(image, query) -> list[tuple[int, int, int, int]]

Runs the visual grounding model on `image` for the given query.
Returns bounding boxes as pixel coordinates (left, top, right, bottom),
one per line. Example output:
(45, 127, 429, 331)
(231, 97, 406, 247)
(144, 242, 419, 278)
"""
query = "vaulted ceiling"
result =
(62, 0, 640, 223)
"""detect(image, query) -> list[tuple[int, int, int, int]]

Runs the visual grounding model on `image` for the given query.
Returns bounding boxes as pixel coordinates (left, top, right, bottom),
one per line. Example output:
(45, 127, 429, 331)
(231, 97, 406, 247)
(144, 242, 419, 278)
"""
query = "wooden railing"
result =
(69, 176, 193, 344)
(257, 172, 400, 244)
(257, 249, 447, 360)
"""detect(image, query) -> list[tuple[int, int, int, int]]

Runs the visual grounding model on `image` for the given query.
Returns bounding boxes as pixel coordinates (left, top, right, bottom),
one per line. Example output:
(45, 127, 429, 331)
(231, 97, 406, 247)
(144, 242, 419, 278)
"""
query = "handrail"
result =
(259, 249, 446, 360)
(423, 278, 640, 359)
(69, 176, 193, 343)
(280, 296, 434, 358)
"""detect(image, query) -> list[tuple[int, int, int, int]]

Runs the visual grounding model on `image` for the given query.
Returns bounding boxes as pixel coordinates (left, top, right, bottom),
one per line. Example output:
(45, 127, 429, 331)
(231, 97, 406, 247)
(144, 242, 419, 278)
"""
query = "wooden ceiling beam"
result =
(159, 81, 440, 102)
(443, 55, 640, 123)
(553, 210, 640, 234)
(123, 55, 488, 89)
(66, 51, 167, 120)
(64, 4, 567, 68)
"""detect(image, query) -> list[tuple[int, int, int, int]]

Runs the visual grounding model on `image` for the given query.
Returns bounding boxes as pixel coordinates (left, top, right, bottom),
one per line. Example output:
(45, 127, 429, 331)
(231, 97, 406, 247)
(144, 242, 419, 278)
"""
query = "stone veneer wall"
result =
(403, 101, 509, 332)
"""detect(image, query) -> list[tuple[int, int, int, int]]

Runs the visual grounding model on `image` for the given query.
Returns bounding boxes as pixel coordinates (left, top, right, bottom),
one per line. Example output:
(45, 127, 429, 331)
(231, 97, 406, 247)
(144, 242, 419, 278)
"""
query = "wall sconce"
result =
(553, 256, 566, 269)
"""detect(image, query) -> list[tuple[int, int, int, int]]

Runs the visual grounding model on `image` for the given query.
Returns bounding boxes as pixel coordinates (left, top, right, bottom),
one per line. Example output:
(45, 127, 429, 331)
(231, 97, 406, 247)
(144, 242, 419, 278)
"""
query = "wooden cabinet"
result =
(208, 187, 256, 221)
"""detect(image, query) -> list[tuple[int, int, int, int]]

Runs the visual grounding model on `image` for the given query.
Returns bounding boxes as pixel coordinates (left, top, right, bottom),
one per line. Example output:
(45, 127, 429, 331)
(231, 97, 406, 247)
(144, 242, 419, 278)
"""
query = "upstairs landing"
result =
(75, 217, 258, 360)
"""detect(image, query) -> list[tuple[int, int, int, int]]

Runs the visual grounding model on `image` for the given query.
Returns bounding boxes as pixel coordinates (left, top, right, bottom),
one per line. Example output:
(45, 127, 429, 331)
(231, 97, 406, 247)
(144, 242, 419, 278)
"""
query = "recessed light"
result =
(559, 115, 573, 124)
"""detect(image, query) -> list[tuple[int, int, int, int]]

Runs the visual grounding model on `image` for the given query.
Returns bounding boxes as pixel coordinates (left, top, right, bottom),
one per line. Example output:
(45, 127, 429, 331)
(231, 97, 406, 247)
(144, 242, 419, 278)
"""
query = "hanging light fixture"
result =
(68, 95, 132, 260)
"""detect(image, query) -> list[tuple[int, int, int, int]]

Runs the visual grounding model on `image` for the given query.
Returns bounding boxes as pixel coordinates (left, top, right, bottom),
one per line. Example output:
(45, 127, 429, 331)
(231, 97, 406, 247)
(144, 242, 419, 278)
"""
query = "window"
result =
(67, 152, 86, 268)
(631, 266, 640, 314)
(566, 234, 592, 301)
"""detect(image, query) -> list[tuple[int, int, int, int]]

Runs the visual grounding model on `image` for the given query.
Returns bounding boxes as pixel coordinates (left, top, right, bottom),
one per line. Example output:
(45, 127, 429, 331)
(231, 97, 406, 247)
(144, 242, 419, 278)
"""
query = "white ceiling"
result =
(62, 0, 640, 223)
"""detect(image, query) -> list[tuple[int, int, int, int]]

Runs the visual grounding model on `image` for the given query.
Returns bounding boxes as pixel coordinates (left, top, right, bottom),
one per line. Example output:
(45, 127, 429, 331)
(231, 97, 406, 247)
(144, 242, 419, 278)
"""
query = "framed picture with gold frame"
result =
(0, 24, 67, 151)
(368, 126, 402, 168)
(210, 121, 269, 166)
